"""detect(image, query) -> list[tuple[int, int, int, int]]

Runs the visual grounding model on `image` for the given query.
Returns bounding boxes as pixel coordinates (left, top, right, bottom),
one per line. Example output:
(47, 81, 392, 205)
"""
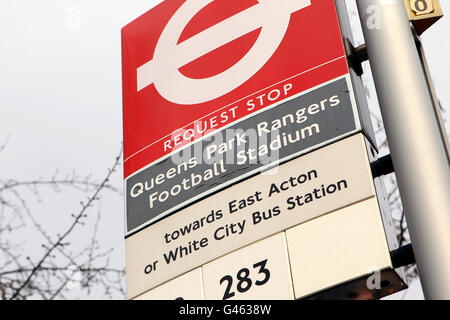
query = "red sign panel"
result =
(122, 0, 349, 178)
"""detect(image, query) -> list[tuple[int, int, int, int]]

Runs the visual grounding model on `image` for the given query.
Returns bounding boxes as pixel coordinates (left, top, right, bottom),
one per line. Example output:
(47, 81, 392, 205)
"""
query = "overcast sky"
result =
(1, 0, 448, 300)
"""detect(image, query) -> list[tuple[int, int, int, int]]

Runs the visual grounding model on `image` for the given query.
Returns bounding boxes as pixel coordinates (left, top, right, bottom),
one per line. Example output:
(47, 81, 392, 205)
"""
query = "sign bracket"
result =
(344, 38, 368, 76)
(371, 154, 395, 178)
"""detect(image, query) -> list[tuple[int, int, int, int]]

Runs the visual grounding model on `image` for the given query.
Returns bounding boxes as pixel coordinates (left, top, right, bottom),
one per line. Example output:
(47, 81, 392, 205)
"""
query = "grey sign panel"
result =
(125, 76, 359, 235)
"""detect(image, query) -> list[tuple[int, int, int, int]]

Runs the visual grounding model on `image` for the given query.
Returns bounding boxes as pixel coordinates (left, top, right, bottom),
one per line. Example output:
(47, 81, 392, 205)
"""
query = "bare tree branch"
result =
(0, 142, 124, 300)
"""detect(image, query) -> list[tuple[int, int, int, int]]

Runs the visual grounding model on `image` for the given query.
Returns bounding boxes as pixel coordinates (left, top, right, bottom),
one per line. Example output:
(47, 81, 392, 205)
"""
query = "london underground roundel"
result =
(137, 0, 312, 104)
(122, 0, 349, 178)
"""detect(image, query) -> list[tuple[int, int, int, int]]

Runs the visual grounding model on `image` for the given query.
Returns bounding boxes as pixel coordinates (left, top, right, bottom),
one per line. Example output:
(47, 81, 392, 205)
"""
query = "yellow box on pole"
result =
(403, 0, 443, 34)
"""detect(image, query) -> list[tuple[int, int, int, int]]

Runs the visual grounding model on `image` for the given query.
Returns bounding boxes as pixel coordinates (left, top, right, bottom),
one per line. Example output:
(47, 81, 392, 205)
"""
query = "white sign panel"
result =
(134, 268, 204, 300)
(285, 197, 393, 299)
(126, 134, 376, 298)
(202, 233, 294, 300)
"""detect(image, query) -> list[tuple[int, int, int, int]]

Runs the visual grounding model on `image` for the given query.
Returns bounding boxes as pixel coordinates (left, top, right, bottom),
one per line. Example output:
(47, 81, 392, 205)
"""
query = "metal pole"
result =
(356, 0, 450, 299)
(413, 33, 450, 159)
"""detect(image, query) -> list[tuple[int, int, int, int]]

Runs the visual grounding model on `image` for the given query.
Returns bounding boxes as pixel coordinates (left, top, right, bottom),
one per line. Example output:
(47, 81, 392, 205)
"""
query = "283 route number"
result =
(219, 259, 270, 300)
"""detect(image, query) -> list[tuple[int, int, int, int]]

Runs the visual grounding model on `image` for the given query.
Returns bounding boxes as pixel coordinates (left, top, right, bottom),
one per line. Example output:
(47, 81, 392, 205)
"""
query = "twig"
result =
(9, 147, 122, 300)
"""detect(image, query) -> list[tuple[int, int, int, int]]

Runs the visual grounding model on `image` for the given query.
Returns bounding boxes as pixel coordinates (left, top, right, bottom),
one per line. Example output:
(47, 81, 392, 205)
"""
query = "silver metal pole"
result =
(414, 33, 450, 160)
(356, 0, 450, 299)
